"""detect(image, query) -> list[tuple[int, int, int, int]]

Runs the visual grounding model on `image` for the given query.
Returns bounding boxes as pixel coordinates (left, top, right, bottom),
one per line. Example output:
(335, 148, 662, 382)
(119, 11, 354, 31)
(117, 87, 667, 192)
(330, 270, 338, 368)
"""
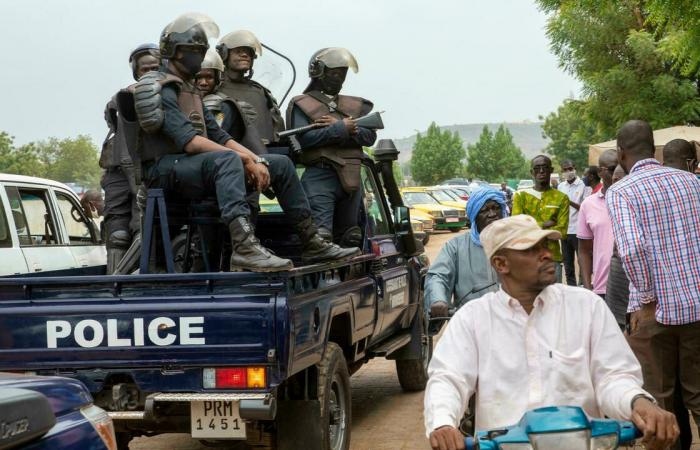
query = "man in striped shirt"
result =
(606, 119, 700, 437)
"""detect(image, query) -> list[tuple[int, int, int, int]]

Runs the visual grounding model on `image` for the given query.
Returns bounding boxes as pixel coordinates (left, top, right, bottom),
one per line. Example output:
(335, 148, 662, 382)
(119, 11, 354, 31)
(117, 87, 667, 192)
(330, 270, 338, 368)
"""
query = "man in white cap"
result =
(424, 215, 678, 450)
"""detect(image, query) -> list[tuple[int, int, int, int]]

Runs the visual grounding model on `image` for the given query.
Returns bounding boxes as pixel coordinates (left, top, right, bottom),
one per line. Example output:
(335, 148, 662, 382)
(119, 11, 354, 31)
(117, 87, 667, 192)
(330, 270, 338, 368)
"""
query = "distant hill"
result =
(392, 121, 550, 164)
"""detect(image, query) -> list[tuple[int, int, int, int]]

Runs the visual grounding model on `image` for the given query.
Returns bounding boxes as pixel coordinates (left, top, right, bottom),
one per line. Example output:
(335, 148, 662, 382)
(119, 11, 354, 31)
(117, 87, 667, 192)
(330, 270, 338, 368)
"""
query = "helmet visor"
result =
(167, 12, 220, 40)
(316, 47, 358, 73)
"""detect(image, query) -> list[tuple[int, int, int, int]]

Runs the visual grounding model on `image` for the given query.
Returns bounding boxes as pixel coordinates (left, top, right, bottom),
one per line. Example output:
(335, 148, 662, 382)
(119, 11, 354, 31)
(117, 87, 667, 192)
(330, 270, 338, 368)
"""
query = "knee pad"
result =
(108, 230, 131, 250)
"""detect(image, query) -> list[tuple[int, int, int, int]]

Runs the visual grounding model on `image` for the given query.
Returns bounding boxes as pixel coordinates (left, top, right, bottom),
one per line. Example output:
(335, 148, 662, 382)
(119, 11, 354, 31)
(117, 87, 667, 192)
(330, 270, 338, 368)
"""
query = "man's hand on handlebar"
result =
(429, 425, 465, 450)
(631, 397, 679, 450)
(430, 301, 450, 319)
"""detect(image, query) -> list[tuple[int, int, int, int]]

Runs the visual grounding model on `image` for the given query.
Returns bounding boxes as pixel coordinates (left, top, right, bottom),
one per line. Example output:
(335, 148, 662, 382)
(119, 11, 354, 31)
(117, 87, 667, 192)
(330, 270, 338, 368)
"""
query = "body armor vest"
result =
(137, 73, 208, 162)
(100, 94, 137, 169)
(290, 92, 372, 193)
(219, 76, 284, 145)
(203, 91, 267, 156)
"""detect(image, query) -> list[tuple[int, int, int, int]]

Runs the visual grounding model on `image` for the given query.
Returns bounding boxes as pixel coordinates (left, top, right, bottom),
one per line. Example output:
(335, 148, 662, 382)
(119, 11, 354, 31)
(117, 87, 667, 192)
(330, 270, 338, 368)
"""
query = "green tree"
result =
(646, 0, 700, 77)
(410, 122, 466, 185)
(540, 100, 598, 169)
(537, 0, 700, 146)
(33, 136, 101, 187)
(0, 132, 46, 177)
(466, 125, 529, 181)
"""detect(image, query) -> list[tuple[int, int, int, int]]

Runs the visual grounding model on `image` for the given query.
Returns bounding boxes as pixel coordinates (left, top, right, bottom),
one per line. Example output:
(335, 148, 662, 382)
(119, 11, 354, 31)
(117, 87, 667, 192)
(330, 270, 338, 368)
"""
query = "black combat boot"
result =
(295, 217, 361, 265)
(229, 216, 293, 272)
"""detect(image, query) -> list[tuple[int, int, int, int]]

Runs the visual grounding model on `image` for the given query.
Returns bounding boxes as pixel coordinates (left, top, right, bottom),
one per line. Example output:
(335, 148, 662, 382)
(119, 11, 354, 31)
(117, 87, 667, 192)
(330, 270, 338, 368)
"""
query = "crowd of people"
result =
(424, 120, 700, 450)
(98, 12, 378, 273)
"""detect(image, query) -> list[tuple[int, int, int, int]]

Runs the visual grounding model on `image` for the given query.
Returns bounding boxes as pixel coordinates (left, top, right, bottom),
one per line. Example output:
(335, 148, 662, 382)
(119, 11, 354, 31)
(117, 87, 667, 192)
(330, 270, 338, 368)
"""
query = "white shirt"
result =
(424, 284, 648, 434)
(558, 177, 587, 234)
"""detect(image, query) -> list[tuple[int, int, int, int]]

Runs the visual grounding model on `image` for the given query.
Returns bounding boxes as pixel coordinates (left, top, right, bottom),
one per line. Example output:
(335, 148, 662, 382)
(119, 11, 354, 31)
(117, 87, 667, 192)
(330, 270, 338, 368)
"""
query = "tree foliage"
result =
(537, 0, 700, 158)
(0, 132, 101, 188)
(466, 125, 529, 182)
(410, 122, 466, 185)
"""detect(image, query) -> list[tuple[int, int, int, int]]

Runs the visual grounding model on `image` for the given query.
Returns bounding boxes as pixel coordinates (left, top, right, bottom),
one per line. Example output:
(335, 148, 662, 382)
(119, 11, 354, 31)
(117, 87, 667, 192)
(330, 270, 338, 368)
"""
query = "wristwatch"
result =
(255, 156, 270, 167)
(630, 393, 656, 410)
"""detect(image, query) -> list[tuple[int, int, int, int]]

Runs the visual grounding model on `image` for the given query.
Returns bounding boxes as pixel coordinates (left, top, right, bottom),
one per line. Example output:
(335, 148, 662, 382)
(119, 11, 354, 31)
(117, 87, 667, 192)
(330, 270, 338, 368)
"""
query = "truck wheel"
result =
(449, 227, 460, 233)
(318, 343, 351, 450)
(395, 333, 433, 392)
(422, 234, 430, 245)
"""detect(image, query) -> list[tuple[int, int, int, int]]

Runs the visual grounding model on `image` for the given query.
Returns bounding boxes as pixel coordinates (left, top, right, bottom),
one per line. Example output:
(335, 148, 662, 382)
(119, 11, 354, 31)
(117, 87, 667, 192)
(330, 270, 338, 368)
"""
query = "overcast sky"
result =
(0, 0, 580, 147)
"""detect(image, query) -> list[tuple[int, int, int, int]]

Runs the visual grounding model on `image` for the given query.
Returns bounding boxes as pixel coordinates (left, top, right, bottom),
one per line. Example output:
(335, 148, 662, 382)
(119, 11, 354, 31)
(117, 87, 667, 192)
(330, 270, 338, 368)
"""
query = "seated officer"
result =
(126, 13, 358, 272)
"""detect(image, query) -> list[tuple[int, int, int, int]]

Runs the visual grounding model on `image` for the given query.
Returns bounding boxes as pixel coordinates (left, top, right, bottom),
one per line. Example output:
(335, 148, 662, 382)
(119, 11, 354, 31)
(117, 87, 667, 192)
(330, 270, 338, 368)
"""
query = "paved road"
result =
(129, 228, 700, 449)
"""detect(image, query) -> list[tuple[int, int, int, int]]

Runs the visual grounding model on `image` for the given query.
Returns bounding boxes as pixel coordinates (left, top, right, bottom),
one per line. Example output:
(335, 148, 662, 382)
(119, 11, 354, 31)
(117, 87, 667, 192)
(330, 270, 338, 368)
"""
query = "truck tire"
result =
(395, 333, 432, 392)
(318, 343, 351, 450)
(449, 227, 460, 233)
(422, 234, 430, 245)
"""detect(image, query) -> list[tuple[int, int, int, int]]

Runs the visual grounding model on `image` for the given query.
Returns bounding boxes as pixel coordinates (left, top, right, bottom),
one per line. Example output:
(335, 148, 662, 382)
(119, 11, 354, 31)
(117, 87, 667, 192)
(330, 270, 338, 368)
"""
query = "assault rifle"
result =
(280, 111, 385, 154)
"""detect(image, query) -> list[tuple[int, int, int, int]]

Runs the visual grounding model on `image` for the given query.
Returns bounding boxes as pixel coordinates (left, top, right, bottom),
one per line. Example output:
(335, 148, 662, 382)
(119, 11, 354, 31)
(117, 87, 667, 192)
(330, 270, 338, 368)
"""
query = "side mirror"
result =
(394, 206, 412, 235)
(394, 206, 422, 256)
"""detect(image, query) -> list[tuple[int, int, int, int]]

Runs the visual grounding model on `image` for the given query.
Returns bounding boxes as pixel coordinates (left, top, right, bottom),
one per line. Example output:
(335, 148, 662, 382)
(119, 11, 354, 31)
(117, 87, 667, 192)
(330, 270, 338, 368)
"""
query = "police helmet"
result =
(160, 12, 220, 59)
(201, 48, 225, 73)
(216, 30, 263, 61)
(129, 43, 160, 79)
(308, 47, 359, 79)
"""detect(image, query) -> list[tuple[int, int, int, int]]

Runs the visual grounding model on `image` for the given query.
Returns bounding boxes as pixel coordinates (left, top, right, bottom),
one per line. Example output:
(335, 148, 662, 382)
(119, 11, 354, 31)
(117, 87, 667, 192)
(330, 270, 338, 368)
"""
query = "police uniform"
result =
(218, 76, 285, 145)
(287, 91, 377, 240)
(204, 90, 317, 225)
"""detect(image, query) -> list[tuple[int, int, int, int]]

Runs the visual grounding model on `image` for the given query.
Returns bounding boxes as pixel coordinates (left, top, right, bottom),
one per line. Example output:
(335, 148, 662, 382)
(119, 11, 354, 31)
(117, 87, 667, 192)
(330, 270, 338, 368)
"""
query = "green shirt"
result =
(511, 188, 569, 261)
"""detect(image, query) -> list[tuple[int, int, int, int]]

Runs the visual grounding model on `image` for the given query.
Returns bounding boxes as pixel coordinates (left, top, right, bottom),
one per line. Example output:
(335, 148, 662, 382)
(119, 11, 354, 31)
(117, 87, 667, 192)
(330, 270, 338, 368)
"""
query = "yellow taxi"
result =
(401, 188, 467, 232)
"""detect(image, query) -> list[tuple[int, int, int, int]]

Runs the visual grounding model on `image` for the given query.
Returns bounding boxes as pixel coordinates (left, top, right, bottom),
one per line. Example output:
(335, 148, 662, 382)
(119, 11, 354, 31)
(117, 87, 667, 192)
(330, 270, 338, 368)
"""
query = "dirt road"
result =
(130, 230, 457, 450)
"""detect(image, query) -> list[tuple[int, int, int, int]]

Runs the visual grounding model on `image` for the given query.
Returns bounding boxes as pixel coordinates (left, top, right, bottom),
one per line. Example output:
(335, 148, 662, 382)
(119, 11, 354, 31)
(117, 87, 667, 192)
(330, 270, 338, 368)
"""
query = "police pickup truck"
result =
(0, 143, 430, 450)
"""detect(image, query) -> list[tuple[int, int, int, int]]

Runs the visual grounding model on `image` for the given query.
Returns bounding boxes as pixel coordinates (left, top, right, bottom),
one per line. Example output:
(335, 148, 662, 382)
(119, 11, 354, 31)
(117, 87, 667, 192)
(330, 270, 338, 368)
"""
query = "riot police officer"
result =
(101, 43, 160, 273)
(216, 30, 285, 146)
(196, 49, 271, 222)
(286, 48, 377, 246)
(126, 13, 357, 272)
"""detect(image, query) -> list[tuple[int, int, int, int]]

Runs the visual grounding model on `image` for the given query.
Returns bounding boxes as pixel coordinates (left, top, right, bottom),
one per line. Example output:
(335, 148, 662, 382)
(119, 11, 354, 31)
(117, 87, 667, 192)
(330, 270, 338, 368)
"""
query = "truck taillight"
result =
(203, 367, 267, 389)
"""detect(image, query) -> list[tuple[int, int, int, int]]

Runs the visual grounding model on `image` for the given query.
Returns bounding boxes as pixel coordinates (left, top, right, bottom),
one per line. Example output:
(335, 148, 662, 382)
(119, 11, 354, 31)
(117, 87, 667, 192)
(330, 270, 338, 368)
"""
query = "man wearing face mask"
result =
(286, 48, 377, 247)
(557, 160, 587, 286)
(122, 13, 358, 272)
(581, 166, 601, 195)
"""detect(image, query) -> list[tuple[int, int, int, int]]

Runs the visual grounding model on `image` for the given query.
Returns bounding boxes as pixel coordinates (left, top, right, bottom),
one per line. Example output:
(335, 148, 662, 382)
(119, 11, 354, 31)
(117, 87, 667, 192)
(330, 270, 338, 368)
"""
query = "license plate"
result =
(446, 217, 459, 223)
(190, 400, 246, 439)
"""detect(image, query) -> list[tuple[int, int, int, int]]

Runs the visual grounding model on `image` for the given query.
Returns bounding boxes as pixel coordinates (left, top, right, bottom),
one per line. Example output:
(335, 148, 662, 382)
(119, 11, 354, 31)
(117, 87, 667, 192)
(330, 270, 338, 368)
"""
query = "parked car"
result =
(0, 373, 116, 449)
(0, 174, 106, 276)
(401, 189, 467, 232)
(409, 208, 434, 245)
(517, 179, 535, 190)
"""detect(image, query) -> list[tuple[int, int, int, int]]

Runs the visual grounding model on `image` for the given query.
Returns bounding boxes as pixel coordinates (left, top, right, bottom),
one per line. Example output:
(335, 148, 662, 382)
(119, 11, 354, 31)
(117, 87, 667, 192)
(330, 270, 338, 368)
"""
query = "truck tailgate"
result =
(0, 273, 285, 370)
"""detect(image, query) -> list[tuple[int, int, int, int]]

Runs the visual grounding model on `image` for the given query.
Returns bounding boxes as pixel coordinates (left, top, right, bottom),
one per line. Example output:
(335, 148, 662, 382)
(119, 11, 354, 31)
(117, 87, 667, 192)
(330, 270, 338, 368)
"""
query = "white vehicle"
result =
(0, 174, 106, 276)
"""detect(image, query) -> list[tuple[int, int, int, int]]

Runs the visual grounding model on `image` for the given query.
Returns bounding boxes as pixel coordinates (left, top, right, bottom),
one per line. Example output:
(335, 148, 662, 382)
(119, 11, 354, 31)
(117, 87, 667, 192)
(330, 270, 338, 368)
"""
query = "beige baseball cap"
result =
(481, 214, 562, 259)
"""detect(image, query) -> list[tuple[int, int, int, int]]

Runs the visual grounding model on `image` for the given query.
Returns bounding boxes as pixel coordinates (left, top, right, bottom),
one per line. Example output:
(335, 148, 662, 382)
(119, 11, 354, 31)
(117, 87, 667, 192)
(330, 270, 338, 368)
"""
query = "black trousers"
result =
(561, 233, 579, 286)
(146, 152, 310, 225)
(101, 166, 139, 244)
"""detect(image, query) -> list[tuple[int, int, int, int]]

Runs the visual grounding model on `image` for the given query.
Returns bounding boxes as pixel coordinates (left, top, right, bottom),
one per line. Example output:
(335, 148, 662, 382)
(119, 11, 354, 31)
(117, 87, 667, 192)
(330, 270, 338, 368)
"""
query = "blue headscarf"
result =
(467, 187, 508, 247)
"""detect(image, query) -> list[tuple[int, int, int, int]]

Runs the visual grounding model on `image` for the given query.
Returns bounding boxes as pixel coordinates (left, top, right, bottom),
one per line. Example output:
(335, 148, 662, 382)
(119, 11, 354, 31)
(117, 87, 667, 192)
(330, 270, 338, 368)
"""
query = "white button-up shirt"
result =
(424, 284, 648, 434)
(558, 177, 588, 234)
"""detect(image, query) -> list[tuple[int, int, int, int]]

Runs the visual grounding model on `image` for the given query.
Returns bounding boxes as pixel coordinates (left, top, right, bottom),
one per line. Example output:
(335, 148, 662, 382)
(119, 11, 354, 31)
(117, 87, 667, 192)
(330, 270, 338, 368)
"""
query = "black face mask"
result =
(178, 52, 205, 76)
(320, 76, 344, 96)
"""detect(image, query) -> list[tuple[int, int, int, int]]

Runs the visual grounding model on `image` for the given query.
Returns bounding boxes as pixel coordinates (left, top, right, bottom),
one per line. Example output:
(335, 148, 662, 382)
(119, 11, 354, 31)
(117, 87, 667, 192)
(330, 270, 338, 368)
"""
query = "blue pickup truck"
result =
(0, 146, 430, 450)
